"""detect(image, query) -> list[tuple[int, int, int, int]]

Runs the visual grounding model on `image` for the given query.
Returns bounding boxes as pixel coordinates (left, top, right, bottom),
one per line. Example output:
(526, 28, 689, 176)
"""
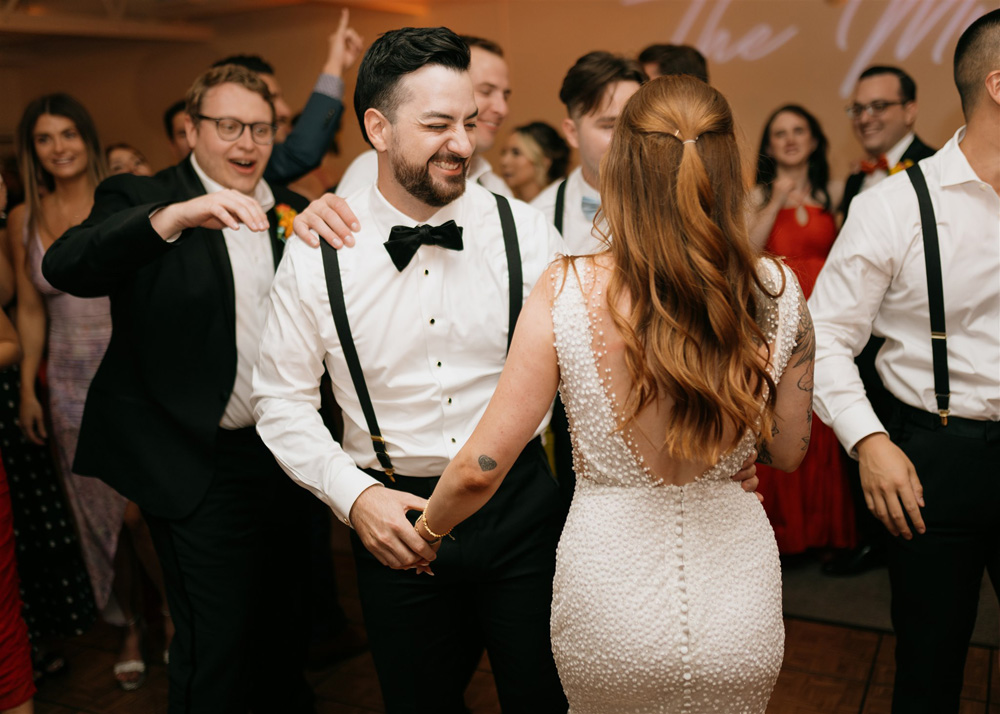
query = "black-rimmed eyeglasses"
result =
(845, 101, 906, 120)
(195, 114, 277, 145)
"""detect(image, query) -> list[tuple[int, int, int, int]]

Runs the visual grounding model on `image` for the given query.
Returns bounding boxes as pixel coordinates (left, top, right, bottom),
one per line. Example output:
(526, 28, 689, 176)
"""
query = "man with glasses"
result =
(840, 66, 935, 219)
(41, 65, 316, 714)
(823, 65, 937, 577)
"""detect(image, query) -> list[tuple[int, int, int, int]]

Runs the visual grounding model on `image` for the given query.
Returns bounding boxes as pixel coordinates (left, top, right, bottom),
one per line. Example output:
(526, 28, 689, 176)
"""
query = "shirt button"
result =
(436, 361, 442, 367)
(451, 437, 456, 443)
(424, 269, 429, 276)
(447, 397, 452, 404)
(429, 318, 435, 325)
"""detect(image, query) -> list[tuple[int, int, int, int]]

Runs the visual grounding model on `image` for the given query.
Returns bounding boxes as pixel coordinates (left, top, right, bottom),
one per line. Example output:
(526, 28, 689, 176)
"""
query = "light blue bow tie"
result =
(581, 196, 600, 222)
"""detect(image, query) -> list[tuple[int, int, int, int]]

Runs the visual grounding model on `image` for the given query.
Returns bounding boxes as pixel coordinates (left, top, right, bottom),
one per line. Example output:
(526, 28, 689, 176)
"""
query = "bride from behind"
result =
(413, 75, 815, 713)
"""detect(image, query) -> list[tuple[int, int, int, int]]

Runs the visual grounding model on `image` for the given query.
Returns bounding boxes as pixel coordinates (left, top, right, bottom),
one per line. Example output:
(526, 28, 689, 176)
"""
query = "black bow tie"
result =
(384, 220, 464, 271)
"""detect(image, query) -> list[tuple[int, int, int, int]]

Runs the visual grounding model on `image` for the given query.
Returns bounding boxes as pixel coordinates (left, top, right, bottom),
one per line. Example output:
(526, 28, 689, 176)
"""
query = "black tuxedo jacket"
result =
(42, 158, 308, 519)
(839, 135, 936, 219)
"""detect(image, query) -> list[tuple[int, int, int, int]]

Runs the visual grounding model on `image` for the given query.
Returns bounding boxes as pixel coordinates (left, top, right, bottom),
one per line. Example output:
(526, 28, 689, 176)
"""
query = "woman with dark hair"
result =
(499, 121, 569, 202)
(411, 76, 815, 712)
(749, 105, 854, 556)
(105, 143, 153, 177)
(7, 94, 168, 691)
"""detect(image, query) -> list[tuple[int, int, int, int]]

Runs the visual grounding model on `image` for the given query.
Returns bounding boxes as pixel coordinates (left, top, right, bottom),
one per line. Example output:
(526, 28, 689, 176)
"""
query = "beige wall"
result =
(1, 0, 989, 184)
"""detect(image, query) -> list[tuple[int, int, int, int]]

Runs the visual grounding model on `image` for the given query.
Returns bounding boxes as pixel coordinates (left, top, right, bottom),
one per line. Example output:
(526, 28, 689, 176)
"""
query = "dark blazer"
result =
(264, 91, 343, 186)
(42, 158, 308, 519)
(839, 135, 936, 219)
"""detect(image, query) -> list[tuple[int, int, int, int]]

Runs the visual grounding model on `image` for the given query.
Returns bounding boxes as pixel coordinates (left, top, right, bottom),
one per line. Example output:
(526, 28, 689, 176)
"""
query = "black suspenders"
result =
(904, 164, 950, 425)
(319, 193, 523, 477)
(553, 178, 568, 236)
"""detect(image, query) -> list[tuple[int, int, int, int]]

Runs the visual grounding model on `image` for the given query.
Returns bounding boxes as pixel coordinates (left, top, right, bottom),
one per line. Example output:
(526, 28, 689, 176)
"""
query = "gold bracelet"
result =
(418, 509, 452, 540)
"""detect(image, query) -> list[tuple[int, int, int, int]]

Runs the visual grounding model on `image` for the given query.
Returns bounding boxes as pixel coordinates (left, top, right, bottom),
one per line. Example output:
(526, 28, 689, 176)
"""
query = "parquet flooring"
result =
(32, 528, 999, 714)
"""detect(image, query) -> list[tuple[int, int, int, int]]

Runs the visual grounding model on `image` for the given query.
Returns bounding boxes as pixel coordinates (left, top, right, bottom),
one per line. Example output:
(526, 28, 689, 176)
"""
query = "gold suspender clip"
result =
(371, 435, 395, 482)
(931, 331, 946, 340)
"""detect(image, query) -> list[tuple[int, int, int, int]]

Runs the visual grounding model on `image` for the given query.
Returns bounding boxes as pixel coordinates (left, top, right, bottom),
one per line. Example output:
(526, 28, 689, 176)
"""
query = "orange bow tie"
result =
(859, 154, 890, 175)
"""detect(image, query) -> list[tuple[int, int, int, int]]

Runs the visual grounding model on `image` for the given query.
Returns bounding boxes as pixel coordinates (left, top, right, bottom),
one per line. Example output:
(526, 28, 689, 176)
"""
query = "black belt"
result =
(894, 400, 1000, 441)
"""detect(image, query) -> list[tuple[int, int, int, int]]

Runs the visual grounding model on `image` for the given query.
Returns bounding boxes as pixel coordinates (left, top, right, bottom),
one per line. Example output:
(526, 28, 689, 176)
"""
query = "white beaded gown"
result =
(549, 257, 800, 714)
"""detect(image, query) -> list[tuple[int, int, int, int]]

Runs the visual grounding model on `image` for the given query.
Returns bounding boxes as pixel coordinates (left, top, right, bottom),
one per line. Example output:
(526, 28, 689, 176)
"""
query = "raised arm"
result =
(263, 9, 362, 185)
(413, 264, 561, 544)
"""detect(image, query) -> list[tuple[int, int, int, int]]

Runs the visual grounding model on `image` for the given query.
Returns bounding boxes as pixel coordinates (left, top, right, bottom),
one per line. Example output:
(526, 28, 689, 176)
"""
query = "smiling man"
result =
(531, 51, 645, 255)
(826, 65, 937, 578)
(335, 34, 513, 197)
(42, 65, 314, 714)
(252, 26, 569, 713)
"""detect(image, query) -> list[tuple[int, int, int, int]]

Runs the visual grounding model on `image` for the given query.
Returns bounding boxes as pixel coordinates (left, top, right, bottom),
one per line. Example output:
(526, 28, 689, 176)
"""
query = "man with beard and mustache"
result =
(252, 27, 570, 713)
(334, 35, 513, 198)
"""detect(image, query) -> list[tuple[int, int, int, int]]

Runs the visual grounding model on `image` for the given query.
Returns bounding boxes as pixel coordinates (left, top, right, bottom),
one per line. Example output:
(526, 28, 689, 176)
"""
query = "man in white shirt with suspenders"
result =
(810, 11, 1000, 713)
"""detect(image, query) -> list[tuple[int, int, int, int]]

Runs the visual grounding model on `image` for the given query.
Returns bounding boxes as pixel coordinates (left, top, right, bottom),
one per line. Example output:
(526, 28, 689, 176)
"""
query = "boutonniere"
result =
(275, 203, 297, 242)
(889, 158, 914, 175)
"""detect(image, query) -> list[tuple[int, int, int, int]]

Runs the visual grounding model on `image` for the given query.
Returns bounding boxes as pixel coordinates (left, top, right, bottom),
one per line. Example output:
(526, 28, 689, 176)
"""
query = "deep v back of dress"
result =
(548, 256, 799, 714)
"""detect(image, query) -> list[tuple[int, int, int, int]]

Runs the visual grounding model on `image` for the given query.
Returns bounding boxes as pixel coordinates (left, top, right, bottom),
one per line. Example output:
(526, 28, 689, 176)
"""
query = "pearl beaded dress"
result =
(549, 257, 800, 714)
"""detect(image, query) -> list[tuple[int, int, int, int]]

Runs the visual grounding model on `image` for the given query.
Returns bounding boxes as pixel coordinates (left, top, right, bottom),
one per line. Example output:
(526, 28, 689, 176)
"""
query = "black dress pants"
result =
(884, 401, 1000, 714)
(351, 438, 569, 714)
(144, 427, 314, 714)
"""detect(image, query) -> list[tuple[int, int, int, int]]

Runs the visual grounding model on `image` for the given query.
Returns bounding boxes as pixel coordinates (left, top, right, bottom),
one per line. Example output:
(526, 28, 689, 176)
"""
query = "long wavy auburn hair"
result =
(596, 75, 781, 463)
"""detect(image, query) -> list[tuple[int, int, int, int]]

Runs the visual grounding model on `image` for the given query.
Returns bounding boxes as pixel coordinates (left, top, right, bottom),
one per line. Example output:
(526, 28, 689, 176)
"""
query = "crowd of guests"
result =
(0, 7, 997, 714)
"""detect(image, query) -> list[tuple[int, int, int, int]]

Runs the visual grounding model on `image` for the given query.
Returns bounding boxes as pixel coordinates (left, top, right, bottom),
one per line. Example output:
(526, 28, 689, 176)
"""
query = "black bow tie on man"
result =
(384, 220, 464, 271)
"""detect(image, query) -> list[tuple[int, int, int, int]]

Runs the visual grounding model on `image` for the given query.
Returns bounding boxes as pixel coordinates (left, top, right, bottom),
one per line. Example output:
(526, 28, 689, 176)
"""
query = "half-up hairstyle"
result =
(597, 74, 780, 463)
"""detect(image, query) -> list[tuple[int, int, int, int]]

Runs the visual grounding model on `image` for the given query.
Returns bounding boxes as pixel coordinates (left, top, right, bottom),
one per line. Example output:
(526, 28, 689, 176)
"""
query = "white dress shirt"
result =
(188, 156, 276, 429)
(810, 127, 1000, 454)
(252, 182, 564, 525)
(335, 149, 511, 198)
(531, 166, 606, 256)
(860, 131, 915, 194)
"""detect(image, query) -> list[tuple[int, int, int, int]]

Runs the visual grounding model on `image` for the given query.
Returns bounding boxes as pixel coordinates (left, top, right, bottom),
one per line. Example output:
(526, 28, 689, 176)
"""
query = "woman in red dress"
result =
(749, 105, 855, 555)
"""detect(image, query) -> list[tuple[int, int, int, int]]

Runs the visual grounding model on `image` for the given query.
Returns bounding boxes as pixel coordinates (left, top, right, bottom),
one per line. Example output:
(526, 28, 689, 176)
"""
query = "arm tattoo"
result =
(478, 455, 498, 472)
(791, 287, 815, 393)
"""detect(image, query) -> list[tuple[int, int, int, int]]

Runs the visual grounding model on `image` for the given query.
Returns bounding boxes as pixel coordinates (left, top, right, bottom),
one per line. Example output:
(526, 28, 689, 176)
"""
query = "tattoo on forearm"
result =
(790, 289, 816, 379)
(478, 455, 497, 472)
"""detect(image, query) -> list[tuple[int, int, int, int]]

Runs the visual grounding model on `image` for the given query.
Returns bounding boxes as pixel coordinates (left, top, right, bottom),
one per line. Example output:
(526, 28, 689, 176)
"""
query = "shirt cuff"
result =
(313, 74, 345, 100)
(148, 207, 181, 243)
(832, 403, 888, 459)
(327, 467, 381, 527)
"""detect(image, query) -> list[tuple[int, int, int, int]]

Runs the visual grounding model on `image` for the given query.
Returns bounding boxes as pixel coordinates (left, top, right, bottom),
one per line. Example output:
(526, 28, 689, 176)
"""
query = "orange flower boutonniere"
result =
(275, 203, 297, 242)
(889, 158, 914, 175)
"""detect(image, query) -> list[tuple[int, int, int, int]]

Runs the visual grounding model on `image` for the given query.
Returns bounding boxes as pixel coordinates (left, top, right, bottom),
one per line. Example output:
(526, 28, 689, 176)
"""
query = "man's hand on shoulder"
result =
(349, 485, 438, 570)
(856, 432, 926, 539)
(151, 190, 269, 239)
(292, 193, 359, 249)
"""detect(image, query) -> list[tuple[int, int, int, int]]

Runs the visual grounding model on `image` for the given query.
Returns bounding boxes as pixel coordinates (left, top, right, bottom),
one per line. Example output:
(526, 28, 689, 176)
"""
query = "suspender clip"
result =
(931, 331, 946, 340)
(371, 435, 396, 481)
(938, 408, 949, 426)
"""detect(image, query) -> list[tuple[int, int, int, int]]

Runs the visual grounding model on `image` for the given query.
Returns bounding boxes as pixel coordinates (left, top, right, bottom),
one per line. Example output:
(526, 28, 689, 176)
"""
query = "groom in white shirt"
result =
(252, 26, 569, 713)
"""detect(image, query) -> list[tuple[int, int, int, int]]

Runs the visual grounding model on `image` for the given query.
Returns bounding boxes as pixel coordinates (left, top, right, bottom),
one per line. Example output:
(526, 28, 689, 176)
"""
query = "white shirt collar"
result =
(468, 155, 492, 183)
(938, 126, 982, 188)
(885, 131, 915, 168)
(189, 153, 275, 213)
(367, 183, 465, 243)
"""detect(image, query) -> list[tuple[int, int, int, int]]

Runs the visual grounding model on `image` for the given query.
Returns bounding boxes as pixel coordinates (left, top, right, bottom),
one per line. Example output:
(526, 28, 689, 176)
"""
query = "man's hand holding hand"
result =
(349, 485, 438, 570)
